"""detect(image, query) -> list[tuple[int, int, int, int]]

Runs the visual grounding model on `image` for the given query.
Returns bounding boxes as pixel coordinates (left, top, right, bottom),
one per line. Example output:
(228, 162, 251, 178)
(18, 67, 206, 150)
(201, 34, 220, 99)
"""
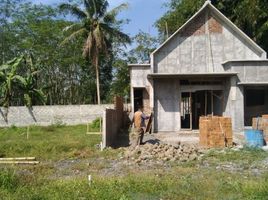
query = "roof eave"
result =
(128, 64, 151, 68)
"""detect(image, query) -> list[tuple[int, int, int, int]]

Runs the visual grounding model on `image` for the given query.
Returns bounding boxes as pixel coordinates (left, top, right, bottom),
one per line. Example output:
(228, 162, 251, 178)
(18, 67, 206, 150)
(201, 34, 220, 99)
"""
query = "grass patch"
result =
(202, 147, 268, 166)
(0, 124, 102, 161)
(0, 168, 268, 200)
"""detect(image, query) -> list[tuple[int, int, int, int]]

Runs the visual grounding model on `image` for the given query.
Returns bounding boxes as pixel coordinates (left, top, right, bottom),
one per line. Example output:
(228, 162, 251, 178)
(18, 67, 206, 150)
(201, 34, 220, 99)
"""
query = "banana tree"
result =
(14, 54, 47, 107)
(0, 55, 24, 108)
(0, 55, 24, 121)
(0, 54, 46, 108)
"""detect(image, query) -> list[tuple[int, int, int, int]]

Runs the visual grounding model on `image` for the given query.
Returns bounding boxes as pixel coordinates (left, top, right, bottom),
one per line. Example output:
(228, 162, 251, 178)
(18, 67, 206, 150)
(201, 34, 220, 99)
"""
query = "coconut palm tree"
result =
(60, 0, 131, 105)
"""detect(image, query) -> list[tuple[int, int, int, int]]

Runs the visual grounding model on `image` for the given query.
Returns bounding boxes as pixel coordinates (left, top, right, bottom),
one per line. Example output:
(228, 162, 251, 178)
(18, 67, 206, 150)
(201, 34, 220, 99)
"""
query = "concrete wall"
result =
(153, 9, 262, 74)
(223, 77, 245, 131)
(154, 79, 181, 132)
(130, 65, 151, 87)
(224, 61, 268, 83)
(0, 105, 113, 127)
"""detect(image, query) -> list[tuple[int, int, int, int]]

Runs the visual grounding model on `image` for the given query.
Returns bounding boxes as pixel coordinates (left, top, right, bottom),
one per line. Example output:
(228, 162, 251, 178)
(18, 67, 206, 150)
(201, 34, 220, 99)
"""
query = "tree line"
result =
(1, 0, 268, 107)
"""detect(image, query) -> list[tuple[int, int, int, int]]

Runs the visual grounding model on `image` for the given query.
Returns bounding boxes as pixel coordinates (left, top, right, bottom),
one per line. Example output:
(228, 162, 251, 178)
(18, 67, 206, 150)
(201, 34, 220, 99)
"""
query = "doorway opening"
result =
(181, 90, 223, 130)
(134, 88, 143, 112)
(133, 88, 150, 113)
(244, 86, 268, 126)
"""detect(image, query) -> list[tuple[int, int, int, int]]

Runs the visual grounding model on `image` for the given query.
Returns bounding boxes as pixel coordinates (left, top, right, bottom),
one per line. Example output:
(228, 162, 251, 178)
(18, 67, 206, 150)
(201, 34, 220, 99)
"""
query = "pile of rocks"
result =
(124, 143, 202, 164)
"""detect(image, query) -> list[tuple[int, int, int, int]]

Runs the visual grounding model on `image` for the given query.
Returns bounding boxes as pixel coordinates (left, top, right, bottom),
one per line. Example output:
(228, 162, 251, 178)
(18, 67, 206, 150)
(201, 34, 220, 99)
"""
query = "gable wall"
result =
(153, 9, 262, 74)
(130, 66, 150, 88)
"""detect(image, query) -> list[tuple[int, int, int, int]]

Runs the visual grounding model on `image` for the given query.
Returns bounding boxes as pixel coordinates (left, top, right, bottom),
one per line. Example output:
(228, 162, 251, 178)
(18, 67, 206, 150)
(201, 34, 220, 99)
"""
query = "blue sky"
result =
(31, 0, 169, 37)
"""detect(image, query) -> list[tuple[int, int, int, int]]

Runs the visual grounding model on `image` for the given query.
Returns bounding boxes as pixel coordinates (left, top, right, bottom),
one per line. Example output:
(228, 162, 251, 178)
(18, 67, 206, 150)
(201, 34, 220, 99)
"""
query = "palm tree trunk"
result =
(95, 56, 101, 105)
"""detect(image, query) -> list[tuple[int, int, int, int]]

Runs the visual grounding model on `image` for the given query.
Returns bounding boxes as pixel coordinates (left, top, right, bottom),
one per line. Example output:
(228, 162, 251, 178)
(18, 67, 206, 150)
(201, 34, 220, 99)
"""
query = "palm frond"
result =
(61, 28, 87, 46)
(93, 24, 105, 50)
(59, 3, 88, 19)
(83, 32, 94, 58)
(100, 23, 131, 45)
(63, 23, 84, 33)
(103, 3, 128, 24)
(84, 0, 95, 18)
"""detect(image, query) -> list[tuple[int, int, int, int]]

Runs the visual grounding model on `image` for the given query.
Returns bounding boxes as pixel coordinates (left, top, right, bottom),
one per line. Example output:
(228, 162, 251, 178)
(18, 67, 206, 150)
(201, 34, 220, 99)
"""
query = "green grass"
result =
(0, 167, 268, 200)
(0, 125, 268, 199)
(0, 124, 101, 160)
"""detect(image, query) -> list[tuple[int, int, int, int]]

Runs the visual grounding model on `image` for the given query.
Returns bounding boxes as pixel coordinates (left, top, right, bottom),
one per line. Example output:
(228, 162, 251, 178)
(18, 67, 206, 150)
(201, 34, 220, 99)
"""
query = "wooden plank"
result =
(145, 113, 153, 133)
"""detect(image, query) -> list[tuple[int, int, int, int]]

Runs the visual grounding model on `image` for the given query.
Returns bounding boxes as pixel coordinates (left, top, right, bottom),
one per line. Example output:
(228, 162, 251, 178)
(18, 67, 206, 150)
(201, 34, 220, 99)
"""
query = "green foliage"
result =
(110, 59, 130, 98)
(91, 117, 101, 130)
(129, 31, 158, 63)
(0, 54, 46, 108)
(0, 0, 130, 105)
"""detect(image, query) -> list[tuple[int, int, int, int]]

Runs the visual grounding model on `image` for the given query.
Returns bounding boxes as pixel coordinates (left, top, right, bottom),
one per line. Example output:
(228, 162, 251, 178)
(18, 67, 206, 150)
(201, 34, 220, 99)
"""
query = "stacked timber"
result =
(199, 116, 233, 148)
(252, 115, 268, 142)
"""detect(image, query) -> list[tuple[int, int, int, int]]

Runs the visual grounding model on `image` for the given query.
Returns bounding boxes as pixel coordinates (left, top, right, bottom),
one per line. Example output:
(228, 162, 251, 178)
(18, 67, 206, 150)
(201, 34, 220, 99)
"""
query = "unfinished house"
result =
(129, 1, 268, 133)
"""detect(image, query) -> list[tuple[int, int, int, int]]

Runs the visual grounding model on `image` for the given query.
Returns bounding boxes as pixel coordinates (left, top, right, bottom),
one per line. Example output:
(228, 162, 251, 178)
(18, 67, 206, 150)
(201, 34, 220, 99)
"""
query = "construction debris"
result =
(199, 116, 233, 148)
(124, 143, 202, 164)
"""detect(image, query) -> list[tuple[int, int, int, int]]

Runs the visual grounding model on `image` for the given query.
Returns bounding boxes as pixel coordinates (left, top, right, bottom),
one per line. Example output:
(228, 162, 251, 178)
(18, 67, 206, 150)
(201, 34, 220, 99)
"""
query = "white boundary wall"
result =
(0, 104, 113, 127)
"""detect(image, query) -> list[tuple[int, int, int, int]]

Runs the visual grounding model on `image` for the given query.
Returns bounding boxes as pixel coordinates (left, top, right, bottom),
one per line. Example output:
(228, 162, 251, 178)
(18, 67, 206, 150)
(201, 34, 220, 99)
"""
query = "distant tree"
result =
(60, 0, 131, 105)
(110, 58, 130, 99)
(129, 31, 158, 63)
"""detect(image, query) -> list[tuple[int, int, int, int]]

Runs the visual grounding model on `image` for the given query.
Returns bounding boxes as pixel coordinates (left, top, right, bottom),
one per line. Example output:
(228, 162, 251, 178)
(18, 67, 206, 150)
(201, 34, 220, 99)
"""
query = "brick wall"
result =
(180, 11, 222, 37)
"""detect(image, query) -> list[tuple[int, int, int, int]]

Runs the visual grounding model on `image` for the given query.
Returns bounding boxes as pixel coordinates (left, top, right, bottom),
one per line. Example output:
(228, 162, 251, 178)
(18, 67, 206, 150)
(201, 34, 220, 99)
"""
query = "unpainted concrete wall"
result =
(223, 77, 245, 131)
(0, 105, 113, 127)
(224, 61, 268, 83)
(153, 9, 262, 74)
(130, 66, 151, 87)
(154, 79, 181, 132)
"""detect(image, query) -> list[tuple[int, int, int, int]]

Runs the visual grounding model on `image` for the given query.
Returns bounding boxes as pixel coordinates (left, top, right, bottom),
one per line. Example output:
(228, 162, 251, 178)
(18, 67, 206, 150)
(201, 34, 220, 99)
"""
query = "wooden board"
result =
(145, 113, 153, 133)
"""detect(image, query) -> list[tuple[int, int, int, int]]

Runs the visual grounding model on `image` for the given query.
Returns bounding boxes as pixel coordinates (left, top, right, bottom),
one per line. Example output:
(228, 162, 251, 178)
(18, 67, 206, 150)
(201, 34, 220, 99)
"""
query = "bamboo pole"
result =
(0, 157, 36, 161)
(0, 161, 39, 165)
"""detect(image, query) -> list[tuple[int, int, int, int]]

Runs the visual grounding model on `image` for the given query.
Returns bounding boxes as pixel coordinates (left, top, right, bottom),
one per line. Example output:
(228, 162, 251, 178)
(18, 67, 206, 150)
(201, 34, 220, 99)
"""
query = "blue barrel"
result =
(244, 129, 264, 147)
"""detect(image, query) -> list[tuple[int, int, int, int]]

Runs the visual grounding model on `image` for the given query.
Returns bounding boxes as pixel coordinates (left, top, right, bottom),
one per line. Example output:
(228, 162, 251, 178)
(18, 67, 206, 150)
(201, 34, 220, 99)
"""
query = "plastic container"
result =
(244, 129, 264, 147)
